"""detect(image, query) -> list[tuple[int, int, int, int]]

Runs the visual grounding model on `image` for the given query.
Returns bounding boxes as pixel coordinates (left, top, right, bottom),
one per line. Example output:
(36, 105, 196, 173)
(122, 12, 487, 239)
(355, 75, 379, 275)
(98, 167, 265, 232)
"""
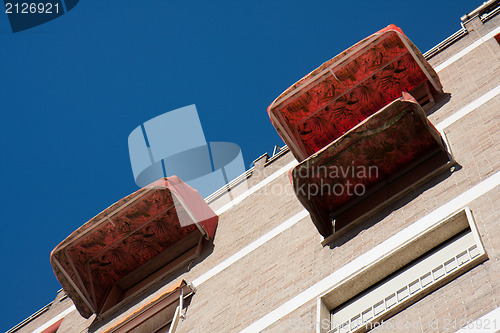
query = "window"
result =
(331, 229, 479, 332)
(102, 280, 194, 333)
(316, 208, 487, 333)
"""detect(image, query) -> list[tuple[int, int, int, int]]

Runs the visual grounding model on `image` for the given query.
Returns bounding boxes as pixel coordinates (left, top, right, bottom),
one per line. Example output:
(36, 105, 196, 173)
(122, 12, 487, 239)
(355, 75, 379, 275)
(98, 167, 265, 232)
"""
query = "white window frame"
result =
(316, 207, 487, 333)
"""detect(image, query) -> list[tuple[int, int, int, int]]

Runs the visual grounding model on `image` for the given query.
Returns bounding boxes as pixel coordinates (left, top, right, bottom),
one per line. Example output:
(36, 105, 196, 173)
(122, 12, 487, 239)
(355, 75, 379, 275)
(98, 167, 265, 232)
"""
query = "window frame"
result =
(316, 207, 487, 333)
(101, 281, 195, 333)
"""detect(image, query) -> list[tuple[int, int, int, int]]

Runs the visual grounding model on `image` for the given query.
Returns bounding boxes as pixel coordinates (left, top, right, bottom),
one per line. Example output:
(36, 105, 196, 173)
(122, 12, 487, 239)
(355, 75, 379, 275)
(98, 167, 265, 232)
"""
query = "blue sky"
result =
(0, 0, 483, 331)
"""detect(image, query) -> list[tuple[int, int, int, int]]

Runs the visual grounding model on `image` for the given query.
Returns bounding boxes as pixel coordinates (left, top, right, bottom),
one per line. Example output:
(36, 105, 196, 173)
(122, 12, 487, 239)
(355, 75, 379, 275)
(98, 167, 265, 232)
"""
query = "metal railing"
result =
(423, 27, 468, 59)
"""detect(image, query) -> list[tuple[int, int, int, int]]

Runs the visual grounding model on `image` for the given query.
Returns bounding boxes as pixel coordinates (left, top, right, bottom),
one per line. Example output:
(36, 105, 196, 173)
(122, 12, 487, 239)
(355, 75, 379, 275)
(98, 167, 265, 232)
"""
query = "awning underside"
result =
(51, 177, 218, 318)
(291, 98, 450, 237)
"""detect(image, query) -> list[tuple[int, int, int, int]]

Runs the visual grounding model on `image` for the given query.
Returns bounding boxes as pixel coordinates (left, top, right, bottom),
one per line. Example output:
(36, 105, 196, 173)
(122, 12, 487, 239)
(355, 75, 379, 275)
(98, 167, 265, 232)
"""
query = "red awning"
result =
(50, 176, 218, 318)
(290, 95, 451, 237)
(268, 24, 442, 162)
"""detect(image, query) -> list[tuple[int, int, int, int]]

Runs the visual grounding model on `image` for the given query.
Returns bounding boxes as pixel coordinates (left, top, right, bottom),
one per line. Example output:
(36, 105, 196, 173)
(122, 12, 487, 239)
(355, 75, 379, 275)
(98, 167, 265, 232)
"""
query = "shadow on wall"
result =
(426, 92, 452, 117)
(325, 163, 462, 250)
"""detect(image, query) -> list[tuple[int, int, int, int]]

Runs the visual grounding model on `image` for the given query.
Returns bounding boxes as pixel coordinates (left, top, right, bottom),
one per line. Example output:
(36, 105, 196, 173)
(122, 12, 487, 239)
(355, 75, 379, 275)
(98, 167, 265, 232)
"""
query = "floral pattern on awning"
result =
(290, 97, 448, 237)
(268, 25, 442, 161)
(50, 176, 218, 318)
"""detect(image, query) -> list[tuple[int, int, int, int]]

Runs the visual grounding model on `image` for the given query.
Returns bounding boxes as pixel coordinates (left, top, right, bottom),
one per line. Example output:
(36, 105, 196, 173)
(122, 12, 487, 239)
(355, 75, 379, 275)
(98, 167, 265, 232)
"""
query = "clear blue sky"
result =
(0, 0, 484, 331)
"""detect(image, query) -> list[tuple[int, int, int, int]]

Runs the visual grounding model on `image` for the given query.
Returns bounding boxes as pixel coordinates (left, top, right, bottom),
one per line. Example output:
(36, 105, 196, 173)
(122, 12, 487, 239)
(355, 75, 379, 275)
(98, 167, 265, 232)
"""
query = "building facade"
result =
(8, 2, 500, 332)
